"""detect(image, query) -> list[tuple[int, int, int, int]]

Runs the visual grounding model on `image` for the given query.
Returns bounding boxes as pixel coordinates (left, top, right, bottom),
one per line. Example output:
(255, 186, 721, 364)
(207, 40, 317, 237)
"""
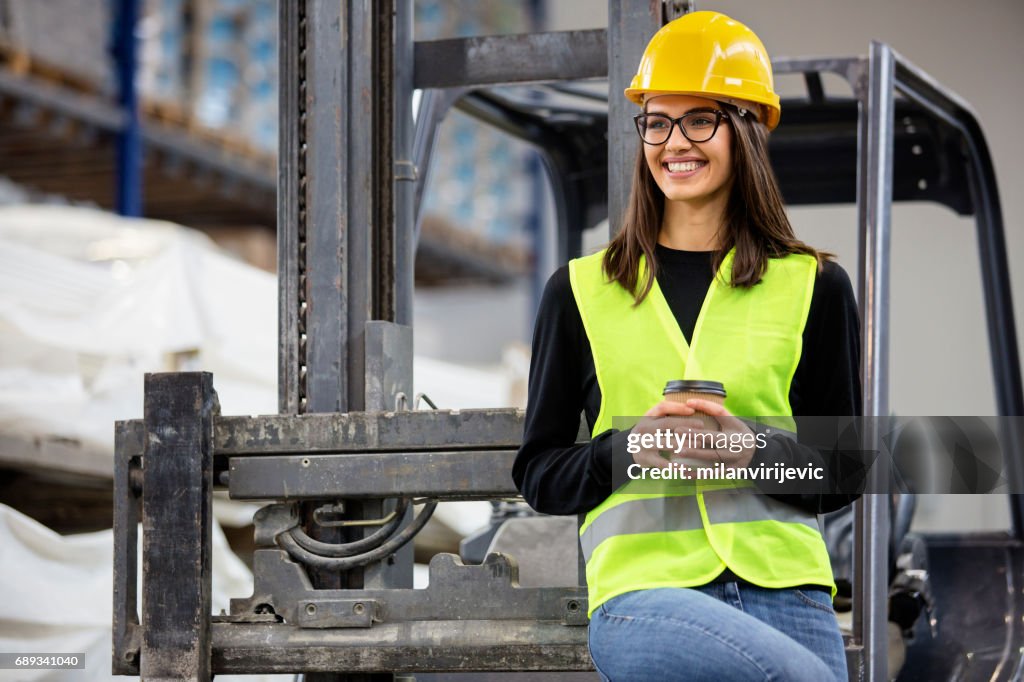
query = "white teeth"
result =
(666, 161, 706, 172)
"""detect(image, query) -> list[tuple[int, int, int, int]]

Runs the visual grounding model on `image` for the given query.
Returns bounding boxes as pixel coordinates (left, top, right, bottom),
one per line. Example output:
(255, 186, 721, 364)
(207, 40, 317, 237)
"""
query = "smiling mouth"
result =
(664, 160, 707, 173)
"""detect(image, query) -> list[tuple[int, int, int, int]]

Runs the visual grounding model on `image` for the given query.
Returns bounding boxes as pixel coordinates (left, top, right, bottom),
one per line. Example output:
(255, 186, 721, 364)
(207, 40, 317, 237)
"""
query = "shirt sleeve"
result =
(512, 265, 622, 515)
(753, 260, 867, 514)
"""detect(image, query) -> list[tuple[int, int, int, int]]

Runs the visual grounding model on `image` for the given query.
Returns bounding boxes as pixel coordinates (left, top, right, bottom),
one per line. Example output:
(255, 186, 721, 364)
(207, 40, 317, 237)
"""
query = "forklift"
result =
(112, 2, 1023, 680)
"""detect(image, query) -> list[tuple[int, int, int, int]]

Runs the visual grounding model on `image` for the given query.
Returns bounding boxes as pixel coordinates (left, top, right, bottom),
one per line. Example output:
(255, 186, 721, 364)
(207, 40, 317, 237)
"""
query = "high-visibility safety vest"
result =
(569, 248, 835, 616)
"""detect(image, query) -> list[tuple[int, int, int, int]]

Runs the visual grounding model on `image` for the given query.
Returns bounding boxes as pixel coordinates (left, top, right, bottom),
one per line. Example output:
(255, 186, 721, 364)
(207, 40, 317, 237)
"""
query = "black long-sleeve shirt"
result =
(513, 245, 863, 517)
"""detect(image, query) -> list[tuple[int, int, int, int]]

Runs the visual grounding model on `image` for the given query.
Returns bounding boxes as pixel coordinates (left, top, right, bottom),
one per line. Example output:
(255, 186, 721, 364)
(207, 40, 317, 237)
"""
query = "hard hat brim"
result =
(624, 87, 781, 130)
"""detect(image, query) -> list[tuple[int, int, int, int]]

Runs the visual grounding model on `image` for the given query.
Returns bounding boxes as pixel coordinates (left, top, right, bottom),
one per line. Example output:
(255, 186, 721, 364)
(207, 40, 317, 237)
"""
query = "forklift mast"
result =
(111, 2, 1023, 681)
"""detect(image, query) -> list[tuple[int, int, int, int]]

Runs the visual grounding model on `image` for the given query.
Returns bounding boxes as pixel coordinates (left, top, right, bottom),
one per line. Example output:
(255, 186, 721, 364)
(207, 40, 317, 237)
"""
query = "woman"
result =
(513, 11, 861, 682)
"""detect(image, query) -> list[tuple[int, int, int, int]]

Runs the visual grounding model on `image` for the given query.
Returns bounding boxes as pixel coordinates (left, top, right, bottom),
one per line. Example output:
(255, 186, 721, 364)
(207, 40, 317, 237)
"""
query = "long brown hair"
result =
(603, 103, 831, 303)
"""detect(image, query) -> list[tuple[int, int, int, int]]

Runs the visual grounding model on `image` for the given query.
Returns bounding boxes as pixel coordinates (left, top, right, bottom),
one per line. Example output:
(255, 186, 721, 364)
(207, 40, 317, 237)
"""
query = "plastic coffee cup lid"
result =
(663, 380, 727, 397)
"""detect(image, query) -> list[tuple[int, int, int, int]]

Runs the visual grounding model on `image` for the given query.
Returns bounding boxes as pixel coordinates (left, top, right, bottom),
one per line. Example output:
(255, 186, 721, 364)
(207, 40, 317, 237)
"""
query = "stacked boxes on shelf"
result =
(417, 0, 538, 253)
(139, 0, 277, 151)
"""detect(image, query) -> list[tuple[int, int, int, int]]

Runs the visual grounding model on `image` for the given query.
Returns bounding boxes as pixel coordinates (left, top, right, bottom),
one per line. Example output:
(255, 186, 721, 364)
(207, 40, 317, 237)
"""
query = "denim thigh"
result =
(588, 586, 843, 682)
(697, 582, 848, 681)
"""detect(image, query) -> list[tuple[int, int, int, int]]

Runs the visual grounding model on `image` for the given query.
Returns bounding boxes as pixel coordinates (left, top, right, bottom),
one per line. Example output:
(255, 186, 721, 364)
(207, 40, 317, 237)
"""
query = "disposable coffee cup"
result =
(662, 380, 727, 475)
(663, 380, 727, 432)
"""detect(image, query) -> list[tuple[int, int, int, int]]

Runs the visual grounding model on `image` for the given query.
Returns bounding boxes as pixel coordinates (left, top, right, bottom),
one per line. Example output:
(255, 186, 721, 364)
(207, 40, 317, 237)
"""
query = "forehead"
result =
(643, 94, 720, 113)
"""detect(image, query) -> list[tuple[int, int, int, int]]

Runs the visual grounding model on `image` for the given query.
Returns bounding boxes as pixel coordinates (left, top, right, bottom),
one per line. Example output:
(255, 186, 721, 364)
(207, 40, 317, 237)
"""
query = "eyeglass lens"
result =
(636, 112, 721, 144)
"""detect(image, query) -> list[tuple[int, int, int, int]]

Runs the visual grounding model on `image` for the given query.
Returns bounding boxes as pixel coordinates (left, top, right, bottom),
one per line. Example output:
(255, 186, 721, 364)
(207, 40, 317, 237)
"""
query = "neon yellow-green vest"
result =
(569, 248, 835, 616)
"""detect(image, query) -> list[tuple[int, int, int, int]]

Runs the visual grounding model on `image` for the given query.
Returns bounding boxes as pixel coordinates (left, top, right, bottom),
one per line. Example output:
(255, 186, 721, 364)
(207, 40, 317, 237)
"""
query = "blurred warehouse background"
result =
(0, 1, 1022, 678)
(1, 0, 1019, 408)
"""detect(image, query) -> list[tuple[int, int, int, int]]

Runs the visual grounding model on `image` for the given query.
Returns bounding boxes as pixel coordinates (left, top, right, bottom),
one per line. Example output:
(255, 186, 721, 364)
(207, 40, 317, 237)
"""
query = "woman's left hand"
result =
(669, 399, 758, 470)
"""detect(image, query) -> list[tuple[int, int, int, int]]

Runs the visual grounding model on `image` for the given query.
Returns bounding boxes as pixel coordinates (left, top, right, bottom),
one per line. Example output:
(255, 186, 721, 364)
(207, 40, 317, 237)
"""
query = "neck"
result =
(658, 192, 729, 251)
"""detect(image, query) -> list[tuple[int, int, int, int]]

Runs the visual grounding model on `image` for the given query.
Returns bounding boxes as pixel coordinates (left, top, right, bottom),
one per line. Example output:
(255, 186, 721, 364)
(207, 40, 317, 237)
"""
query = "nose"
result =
(665, 121, 692, 150)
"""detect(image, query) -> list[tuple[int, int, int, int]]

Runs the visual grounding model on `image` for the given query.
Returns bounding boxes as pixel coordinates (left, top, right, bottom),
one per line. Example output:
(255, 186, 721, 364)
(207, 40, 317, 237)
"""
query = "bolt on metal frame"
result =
(112, 2, 1022, 680)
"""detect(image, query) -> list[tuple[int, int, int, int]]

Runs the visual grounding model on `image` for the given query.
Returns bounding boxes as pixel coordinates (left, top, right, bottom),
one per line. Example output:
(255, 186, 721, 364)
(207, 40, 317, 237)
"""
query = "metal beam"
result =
(112, 427, 141, 674)
(857, 46, 895, 422)
(228, 450, 519, 500)
(303, 0, 349, 414)
(607, 1, 662, 237)
(116, 408, 531, 458)
(853, 41, 895, 682)
(413, 30, 607, 89)
(112, 0, 142, 216)
(140, 373, 217, 681)
(278, 0, 404, 415)
(276, 0, 302, 415)
(209, 621, 592, 674)
(412, 88, 464, 245)
(392, 0, 415, 327)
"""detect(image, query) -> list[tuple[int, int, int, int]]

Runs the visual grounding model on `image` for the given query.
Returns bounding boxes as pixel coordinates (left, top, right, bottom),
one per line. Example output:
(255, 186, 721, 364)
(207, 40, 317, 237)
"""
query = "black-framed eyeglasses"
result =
(633, 110, 730, 145)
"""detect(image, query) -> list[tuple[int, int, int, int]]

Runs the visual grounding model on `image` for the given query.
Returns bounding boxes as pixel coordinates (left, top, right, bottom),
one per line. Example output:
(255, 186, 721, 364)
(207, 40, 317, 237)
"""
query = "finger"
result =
(635, 453, 673, 470)
(666, 427, 721, 456)
(685, 399, 748, 432)
(669, 424, 719, 440)
(633, 416, 673, 436)
(670, 447, 719, 462)
(666, 416, 707, 432)
(684, 398, 728, 414)
(630, 420, 653, 436)
(632, 415, 669, 433)
(668, 458, 719, 479)
(694, 462, 724, 478)
(645, 400, 697, 417)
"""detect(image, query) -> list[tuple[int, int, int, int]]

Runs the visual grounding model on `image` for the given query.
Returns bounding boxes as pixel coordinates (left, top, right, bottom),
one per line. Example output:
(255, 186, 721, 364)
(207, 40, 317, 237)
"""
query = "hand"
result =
(678, 399, 758, 470)
(629, 400, 706, 471)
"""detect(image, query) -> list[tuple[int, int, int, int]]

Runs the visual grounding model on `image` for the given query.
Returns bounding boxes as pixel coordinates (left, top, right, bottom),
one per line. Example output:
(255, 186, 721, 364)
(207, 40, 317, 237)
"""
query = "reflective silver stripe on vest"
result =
(580, 495, 705, 562)
(700, 486, 820, 529)
(580, 488, 820, 562)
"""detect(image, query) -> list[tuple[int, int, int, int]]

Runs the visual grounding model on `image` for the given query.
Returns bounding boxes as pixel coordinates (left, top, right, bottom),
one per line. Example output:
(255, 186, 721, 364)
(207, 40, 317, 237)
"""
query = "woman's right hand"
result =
(629, 401, 706, 469)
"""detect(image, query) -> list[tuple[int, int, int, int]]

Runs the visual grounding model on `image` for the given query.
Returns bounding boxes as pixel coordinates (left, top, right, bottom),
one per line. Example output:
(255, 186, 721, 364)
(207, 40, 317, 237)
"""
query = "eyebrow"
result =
(644, 106, 718, 116)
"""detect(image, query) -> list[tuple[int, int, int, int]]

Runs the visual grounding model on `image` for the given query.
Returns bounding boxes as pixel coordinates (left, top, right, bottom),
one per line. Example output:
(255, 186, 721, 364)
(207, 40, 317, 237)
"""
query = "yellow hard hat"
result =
(624, 11, 781, 130)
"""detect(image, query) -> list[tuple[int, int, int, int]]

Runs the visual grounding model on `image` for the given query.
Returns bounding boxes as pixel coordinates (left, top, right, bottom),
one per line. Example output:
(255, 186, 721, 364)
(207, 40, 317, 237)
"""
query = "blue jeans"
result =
(588, 583, 847, 681)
